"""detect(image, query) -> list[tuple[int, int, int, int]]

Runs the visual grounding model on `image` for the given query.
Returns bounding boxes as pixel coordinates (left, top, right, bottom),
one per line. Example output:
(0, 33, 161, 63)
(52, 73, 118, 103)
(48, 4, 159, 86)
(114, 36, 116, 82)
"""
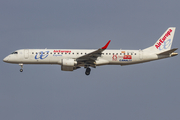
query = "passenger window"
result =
(106, 53, 108, 55)
(135, 53, 136, 55)
(116, 53, 118, 55)
(32, 52, 34, 54)
(109, 53, 111, 55)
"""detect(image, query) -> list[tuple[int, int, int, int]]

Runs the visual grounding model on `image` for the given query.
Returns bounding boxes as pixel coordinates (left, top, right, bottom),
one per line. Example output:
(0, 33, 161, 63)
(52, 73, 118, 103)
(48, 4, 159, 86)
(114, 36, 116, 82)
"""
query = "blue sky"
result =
(1, 0, 180, 120)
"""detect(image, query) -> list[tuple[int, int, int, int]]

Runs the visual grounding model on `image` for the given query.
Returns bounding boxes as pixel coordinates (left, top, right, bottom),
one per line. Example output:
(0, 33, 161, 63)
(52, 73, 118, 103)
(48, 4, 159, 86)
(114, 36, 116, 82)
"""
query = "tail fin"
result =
(143, 27, 176, 53)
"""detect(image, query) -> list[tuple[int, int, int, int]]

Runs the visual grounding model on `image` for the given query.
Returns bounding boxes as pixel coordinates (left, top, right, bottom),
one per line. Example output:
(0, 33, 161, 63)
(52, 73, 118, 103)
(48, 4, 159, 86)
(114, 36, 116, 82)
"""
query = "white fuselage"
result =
(3, 49, 162, 66)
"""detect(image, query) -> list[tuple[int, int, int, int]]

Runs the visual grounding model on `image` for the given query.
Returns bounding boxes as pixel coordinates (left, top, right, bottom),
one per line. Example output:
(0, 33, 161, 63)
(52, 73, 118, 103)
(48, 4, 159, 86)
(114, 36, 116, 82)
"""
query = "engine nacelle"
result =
(61, 59, 77, 71)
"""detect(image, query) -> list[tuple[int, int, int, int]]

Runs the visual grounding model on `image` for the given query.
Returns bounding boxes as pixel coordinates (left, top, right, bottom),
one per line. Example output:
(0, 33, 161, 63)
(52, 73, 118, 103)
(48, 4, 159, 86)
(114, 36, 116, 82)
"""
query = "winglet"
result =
(101, 40, 111, 49)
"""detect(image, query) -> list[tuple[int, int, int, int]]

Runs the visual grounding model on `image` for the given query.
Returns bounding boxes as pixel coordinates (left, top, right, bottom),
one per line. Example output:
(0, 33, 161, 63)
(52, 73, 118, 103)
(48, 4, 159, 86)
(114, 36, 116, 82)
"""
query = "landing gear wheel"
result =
(20, 69, 23, 72)
(19, 63, 23, 72)
(85, 68, 91, 75)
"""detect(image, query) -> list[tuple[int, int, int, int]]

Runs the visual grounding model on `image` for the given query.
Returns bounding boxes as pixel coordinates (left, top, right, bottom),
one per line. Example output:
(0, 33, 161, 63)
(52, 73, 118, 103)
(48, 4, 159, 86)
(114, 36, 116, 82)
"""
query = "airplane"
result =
(3, 27, 178, 75)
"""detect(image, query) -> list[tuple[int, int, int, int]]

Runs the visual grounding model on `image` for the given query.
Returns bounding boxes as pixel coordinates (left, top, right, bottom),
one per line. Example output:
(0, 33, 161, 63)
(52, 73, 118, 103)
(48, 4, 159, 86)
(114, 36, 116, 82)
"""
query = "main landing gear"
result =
(19, 63, 23, 72)
(85, 68, 91, 75)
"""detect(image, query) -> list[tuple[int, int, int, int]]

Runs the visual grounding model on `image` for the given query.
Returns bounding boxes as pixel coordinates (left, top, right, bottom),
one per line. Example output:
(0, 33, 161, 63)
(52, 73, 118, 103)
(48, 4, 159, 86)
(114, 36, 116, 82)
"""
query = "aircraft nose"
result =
(3, 56, 9, 62)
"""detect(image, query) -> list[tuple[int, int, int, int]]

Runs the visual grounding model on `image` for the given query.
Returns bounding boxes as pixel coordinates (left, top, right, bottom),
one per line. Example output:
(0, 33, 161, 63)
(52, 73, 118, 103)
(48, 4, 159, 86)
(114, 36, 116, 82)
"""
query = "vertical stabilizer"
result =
(143, 27, 176, 53)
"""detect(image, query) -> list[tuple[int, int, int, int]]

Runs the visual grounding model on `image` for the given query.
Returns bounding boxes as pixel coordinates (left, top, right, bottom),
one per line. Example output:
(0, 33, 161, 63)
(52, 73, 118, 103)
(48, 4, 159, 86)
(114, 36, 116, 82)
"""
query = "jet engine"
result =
(61, 59, 77, 71)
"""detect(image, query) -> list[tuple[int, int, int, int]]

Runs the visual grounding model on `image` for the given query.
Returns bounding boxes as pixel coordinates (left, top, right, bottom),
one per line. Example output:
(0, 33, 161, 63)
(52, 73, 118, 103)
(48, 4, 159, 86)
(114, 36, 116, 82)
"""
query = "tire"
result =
(20, 69, 23, 72)
(85, 68, 91, 75)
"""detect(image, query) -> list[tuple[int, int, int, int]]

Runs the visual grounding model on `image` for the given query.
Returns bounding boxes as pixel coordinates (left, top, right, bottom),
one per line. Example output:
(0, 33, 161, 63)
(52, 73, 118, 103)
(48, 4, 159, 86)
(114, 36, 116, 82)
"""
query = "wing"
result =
(76, 40, 111, 65)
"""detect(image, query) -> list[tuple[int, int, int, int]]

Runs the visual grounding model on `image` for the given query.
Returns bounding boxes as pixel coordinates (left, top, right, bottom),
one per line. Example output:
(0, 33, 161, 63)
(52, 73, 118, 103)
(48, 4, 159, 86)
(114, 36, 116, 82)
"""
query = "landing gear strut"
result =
(19, 63, 23, 72)
(85, 68, 91, 75)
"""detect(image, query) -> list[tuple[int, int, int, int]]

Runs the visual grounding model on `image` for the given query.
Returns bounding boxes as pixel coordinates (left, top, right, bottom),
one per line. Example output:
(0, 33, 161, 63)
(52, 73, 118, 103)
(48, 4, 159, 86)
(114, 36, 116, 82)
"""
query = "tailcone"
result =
(170, 52, 178, 57)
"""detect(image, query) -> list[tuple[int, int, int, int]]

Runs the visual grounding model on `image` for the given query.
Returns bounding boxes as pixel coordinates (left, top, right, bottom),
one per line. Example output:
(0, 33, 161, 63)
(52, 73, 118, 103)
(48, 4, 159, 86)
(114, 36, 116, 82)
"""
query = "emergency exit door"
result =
(139, 50, 143, 60)
(24, 49, 29, 59)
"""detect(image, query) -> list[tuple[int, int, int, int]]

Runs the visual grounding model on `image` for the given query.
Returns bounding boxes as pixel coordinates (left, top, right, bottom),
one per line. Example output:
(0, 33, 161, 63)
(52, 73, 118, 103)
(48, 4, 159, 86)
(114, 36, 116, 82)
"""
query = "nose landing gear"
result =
(85, 68, 91, 75)
(19, 63, 23, 72)
(20, 69, 23, 72)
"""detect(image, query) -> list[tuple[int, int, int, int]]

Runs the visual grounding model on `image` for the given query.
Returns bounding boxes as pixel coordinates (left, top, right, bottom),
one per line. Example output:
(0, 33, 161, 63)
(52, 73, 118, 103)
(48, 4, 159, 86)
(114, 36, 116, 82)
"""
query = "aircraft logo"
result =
(35, 51, 49, 60)
(112, 55, 118, 61)
(119, 55, 132, 61)
(159, 39, 172, 51)
(155, 29, 172, 49)
(53, 50, 71, 53)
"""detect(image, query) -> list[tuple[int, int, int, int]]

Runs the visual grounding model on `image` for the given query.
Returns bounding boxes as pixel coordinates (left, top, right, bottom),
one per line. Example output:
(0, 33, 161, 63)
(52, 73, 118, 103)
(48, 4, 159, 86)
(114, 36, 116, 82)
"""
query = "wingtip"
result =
(101, 40, 111, 49)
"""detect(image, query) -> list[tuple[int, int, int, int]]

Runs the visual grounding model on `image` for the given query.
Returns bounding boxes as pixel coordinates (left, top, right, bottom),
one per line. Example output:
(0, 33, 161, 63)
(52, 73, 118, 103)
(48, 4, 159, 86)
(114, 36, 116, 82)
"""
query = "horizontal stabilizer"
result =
(157, 48, 178, 55)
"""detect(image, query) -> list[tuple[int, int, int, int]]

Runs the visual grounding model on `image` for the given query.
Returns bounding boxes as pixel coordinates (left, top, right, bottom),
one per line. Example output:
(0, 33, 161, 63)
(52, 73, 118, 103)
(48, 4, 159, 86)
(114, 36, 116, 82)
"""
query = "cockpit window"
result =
(11, 52, 18, 54)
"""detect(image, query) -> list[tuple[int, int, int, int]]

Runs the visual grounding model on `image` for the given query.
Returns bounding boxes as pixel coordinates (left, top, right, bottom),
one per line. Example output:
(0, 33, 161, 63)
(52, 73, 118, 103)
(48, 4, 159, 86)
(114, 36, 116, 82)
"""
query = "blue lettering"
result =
(53, 54, 62, 57)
